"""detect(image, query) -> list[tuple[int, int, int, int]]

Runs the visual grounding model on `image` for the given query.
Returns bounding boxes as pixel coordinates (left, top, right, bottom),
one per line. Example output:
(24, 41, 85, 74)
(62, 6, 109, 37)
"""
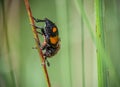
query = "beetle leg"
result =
(30, 24, 46, 35)
(41, 41, 47, 50)
(31, 24, 44, 29)
(31, 24, 46, 35)
(45, 57, 50, 67)
(37, 31, 43, 35)
(41, 58, 50, 67)
(32, 46, 37, 49)
(33, 17, 45, 23)
(33, 38, 41, 47)
(41, 61, 45, 66)
(41, 28, 46, 36)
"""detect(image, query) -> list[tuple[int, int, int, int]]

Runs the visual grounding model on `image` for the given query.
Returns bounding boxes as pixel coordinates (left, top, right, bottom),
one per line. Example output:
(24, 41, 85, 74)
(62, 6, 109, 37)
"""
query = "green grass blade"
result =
(80, 1, 85, 87)
(1, 0, 17, 86)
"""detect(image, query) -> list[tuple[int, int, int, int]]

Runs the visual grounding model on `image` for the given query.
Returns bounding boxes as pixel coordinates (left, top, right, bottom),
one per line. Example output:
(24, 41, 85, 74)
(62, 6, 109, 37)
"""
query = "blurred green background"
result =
(0, 0, 120, 87)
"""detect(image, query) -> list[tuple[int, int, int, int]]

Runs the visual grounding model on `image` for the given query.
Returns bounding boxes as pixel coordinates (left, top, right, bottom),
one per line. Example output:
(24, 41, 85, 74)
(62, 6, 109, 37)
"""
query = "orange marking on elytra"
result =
(52, 27, 57, 32)
(50, 36, 58, 44)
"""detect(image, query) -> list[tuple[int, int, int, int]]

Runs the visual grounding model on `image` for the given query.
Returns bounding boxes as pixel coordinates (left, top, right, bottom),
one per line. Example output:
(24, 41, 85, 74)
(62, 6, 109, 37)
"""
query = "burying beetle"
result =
(32, 17, 60, 66)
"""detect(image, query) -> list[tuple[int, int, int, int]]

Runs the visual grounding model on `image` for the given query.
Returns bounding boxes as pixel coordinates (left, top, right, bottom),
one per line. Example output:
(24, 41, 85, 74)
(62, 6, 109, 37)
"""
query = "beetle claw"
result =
(46, 61, 50, 67)
(41, 62, 45, 66)
(44, 57, 50, 67)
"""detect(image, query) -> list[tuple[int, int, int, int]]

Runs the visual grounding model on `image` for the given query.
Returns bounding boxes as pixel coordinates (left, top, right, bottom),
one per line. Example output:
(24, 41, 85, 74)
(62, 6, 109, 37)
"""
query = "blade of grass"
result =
(74, 0, 120, 87)
(95, 0, 120, 87)
(24, 0, 51, 87)
(1, 0, 17, 86)
(95, 0, 104, 87)
(80, 0, 85, 87)
(74, 0, 96, 44)
(55, 0, 72, 86)
(66, 0, 72, 86)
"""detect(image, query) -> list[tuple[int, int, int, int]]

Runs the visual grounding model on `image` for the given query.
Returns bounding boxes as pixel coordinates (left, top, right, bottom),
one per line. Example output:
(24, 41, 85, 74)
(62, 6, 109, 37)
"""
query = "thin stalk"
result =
(24, 0, 51, 87)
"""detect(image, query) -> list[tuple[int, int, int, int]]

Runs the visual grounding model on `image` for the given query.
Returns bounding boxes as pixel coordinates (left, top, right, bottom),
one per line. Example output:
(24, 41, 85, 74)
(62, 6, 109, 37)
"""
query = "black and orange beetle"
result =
(33, 17, 60, 66)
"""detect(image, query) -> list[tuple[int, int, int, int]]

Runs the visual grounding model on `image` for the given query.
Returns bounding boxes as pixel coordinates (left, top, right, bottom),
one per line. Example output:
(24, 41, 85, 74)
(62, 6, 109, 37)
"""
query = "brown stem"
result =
(24, 0, 51, 87)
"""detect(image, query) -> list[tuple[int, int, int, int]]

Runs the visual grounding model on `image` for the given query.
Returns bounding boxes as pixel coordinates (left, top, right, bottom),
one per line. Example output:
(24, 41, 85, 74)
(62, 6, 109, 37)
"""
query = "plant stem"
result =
(95, 0, 105, 87)
(24, 0, 51, 87)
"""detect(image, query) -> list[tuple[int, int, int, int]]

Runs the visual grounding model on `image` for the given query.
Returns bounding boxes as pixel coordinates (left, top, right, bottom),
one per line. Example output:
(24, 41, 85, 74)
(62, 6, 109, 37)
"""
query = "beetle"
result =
(32, 17, 60, 66)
